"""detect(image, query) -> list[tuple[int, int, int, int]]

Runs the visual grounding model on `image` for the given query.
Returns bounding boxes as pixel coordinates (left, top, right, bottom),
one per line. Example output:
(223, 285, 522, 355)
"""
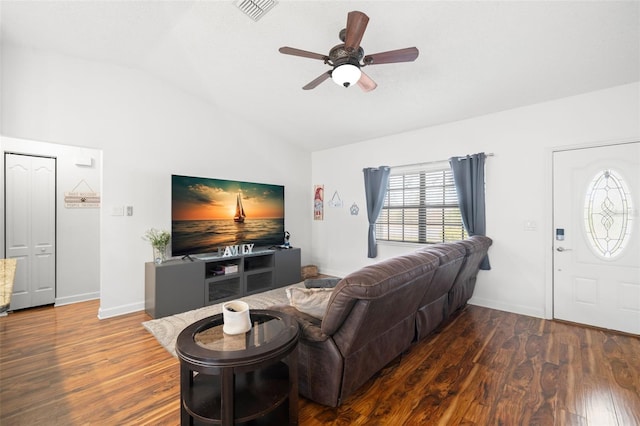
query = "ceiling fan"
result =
(279, 11, 419, 92)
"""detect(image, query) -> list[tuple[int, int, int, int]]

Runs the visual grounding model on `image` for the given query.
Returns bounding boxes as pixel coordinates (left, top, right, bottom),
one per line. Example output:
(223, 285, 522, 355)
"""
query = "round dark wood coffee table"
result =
(176, 309, 299, 426)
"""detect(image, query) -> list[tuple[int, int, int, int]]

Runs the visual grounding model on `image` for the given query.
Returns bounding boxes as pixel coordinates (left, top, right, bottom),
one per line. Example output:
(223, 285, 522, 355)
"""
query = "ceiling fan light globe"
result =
(332, 64, 361, 88)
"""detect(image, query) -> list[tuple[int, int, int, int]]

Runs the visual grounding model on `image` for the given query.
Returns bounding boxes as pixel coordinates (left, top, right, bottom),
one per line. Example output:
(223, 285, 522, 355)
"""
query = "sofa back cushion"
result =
(414, 243, 466, 340)
(321, 251, 439, 338)
(418, 244, 466, 303)
(448, 236, 493, 313)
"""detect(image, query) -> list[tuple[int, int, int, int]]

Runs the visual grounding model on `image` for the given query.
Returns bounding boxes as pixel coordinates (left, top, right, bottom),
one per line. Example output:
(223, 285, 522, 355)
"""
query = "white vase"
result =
(222, 301, 252, 335)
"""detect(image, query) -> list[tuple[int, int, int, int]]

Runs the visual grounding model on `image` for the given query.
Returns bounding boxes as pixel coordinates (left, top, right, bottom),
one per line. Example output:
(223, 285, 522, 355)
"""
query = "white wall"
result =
(0, 137, 102, 305)
(1, 44, 312, 318)
(311, 82, 640, 318)
(3, 41, 637, 320)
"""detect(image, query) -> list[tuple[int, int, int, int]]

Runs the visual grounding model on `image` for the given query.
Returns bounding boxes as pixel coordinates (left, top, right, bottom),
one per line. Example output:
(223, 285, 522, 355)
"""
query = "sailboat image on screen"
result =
(234, 192, 246, 223)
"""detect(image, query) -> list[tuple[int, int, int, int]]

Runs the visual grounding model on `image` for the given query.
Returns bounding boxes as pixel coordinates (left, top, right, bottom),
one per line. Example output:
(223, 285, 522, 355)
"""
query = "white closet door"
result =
(5, 153, 56, 310)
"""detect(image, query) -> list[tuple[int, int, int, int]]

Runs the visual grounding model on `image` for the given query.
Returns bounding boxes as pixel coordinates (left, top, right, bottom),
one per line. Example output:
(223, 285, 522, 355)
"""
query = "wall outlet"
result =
(126, 206, 133, 216)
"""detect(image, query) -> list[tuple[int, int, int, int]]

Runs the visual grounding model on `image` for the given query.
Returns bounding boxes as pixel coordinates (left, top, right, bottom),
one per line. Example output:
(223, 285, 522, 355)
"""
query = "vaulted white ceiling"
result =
(1, 1, 638, 151)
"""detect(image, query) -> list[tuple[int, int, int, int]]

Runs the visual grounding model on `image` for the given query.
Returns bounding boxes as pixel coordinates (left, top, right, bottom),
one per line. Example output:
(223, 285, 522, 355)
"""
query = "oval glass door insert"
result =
(584, 169, 633, 258)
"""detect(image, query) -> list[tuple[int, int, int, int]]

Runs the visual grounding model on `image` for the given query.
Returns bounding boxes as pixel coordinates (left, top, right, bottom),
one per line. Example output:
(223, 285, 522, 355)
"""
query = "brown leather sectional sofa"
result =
(274, 236, 492, 407)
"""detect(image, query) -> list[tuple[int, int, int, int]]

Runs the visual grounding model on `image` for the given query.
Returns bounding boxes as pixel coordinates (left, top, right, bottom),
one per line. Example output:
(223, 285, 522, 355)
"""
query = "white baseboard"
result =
(315, 268, 348, 279)
(469, 296, 545, 319)
(55, 292, 100, 307)
(97, 301, 144, 319)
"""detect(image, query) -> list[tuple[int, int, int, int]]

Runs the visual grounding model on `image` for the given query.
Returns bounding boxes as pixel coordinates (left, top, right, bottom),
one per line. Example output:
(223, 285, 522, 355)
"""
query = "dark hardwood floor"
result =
(1, 300, 638, 425)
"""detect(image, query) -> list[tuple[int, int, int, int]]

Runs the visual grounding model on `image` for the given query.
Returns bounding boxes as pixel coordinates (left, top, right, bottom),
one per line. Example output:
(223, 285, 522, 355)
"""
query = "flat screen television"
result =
(171, 174, 285, 257)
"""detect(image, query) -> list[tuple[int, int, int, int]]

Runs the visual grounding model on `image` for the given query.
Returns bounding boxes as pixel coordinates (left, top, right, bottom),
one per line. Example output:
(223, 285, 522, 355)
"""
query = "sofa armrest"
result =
(269, 304, 330, 342)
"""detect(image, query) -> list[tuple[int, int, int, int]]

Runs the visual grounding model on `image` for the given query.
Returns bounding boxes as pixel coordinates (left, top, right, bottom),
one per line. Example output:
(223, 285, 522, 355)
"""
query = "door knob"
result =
(556, 247, 572, 252)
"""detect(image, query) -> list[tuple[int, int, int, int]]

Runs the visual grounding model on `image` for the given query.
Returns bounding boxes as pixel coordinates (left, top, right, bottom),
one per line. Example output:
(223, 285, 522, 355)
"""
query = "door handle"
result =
(556, 247, 572, 252)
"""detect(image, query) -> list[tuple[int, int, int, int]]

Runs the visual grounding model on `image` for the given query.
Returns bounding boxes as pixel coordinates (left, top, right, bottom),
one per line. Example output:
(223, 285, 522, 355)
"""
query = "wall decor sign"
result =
(64, 179, 100, 208)
(219, 243, 255, 257)
(314, 185, 324, 220)
(329, 190, 343, 208)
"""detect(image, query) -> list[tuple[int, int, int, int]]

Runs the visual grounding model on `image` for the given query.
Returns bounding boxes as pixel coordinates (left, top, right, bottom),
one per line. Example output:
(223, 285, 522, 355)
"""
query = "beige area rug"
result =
(142, 282, 304, 357)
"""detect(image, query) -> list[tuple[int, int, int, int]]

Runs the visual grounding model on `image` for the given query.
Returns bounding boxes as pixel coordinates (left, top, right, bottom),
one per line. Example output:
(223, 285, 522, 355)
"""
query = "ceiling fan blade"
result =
(357, 71, 377, 92)
(279, 46, 328, 61)
(303, 71, 331, 90)
(344, 11, 369, 51)
(363, 47, 419, 65)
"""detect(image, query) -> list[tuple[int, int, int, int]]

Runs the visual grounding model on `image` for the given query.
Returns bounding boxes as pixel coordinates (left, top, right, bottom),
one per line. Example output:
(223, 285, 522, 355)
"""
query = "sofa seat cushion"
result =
(286, 287, 334, 320)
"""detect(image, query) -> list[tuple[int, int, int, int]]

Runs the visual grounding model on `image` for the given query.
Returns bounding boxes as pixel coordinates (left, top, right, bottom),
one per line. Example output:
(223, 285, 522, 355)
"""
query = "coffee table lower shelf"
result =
(184, 361, 290, 424)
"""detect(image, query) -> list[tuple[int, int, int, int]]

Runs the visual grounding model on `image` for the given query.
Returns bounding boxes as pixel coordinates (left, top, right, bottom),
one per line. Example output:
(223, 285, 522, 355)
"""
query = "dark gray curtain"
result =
(363, 166, 390, 258)
(449, 153, 491, 270)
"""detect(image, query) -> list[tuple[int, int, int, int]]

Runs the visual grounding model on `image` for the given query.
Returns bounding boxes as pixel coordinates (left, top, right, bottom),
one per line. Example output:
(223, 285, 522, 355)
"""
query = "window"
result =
(583, 169, 633, 259)
(376, 165, 467, 244)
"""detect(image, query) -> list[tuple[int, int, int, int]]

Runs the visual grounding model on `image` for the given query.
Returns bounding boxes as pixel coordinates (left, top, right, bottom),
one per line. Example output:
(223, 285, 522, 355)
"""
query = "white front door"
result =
(4, 153, 56, 310)
(553, 142, 640, 334)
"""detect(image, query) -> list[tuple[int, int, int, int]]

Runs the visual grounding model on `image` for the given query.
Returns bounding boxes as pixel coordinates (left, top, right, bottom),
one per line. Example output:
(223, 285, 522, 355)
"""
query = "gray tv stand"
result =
(144, 248, 301, 319)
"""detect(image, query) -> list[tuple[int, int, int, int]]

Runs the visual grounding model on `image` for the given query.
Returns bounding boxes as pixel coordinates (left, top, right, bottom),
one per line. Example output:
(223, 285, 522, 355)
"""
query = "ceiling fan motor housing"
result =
(329, 44, 364, 68)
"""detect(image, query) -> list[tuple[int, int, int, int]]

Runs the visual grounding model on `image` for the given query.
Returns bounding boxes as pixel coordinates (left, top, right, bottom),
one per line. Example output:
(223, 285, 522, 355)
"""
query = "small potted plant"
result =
(144, 228, 171, 264)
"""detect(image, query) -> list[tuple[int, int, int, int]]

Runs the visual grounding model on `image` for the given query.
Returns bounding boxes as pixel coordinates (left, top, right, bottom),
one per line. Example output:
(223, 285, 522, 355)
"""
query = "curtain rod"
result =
(391, 152, 494, 169)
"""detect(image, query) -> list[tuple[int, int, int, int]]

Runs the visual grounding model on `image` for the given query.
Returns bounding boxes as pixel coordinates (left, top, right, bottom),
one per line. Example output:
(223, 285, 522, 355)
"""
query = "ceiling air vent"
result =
(235, 0, 277, 21)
